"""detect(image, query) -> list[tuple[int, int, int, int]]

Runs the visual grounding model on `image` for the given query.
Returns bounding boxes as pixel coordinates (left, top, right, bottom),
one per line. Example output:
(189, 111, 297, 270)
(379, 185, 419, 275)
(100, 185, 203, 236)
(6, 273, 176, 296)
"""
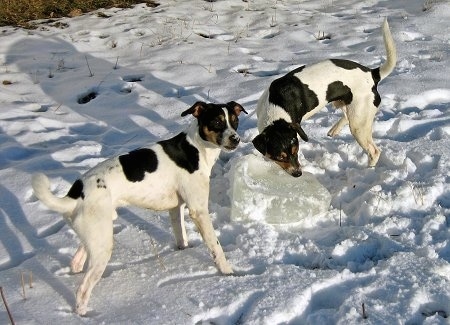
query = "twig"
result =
(315, 31, 331, 40)
(96, 71, 113, 89)
(409, 183, 424, 206)
(33, 70, 39, 84)
(150, 238, 166, 271)
(114, 56, 119, 70)
(54, 103, 63, 112)
(369, 189, 388, 214)
(85, 55, 94, 77)
(362, 302, 368, 319)
(270, 8, 277, 27)
(29, 272, 33, 289)
(21, 272, 26, 300)
(0, 287, 16, 325)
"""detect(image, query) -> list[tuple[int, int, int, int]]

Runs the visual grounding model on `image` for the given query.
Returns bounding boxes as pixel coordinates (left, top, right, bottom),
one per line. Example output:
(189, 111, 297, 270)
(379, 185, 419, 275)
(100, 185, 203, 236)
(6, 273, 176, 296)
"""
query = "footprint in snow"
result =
(77, 90, 98, 104)
(122, 74, 144, 82)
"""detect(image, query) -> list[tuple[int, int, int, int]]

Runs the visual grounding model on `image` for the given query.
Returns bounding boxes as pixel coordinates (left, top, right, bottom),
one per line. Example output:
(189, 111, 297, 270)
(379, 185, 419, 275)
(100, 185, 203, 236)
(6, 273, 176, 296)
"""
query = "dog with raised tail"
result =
(253, 18, 397, 177)
(32, 101, 247, 315)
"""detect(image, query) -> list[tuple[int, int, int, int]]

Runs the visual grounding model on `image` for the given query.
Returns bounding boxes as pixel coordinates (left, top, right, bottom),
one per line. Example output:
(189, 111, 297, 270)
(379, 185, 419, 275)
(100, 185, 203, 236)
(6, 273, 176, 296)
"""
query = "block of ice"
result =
(229, 154, 331, 224)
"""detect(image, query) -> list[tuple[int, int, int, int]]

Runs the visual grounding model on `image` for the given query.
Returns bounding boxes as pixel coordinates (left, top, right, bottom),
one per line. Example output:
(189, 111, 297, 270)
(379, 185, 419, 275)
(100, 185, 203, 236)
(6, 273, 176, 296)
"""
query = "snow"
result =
(0, 0, 449, 324)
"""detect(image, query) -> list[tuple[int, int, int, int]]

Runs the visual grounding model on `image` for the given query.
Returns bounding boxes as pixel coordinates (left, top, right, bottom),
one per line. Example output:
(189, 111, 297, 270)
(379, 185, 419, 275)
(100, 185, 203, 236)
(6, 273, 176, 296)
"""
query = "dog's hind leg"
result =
(328, 103, 349, 137)
(169, 203, 188, 249)
(73, 201, 114, 315)
(71, 245, 87, 273)
(328, 116, 349, 137)
(347, 103, 381, 167)
(75, 232, 113, 315)
(75, 248, 112, 315)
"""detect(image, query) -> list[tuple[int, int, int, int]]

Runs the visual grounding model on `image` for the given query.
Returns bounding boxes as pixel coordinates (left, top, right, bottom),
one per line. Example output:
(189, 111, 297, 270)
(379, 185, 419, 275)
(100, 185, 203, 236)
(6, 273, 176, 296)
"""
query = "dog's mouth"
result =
(273, 160, 303, 177)
(223, 144, 239, 151)
(282, 166, 303, 177)
(288, 169, 302, 177)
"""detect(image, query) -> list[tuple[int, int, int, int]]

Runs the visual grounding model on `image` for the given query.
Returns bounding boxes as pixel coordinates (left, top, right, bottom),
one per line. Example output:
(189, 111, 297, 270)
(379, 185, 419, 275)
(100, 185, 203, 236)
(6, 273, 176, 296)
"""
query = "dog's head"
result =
(182, 101, 248, 151)
(252, 119, 308, 177)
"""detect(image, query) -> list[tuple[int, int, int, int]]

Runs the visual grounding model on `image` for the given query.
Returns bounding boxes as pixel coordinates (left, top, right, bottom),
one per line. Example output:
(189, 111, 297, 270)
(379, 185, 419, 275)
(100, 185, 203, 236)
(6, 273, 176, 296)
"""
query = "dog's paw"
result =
(367, 146, 381, 167)
(175, 241, 189, 250)
(217, 261, 234, 275)
(75, 304, 88, 316)
(328, 117, 348, 137)
(327, 126, 341, 137)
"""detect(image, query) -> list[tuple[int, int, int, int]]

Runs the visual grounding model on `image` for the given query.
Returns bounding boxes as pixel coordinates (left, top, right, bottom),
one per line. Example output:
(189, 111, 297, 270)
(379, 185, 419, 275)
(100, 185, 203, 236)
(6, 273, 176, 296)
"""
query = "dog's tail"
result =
(32, 173, 77, 214)
(379, 18, 397, 80)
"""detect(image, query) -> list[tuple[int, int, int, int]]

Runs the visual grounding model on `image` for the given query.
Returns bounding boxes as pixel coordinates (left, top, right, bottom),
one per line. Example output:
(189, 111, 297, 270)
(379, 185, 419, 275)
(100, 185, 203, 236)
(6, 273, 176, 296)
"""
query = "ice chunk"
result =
(229, 154, 331, 224)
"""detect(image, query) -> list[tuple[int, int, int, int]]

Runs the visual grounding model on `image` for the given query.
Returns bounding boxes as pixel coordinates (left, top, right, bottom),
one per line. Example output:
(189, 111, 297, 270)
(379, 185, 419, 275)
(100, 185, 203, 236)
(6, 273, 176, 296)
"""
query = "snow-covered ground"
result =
(1, 0, 449, 323)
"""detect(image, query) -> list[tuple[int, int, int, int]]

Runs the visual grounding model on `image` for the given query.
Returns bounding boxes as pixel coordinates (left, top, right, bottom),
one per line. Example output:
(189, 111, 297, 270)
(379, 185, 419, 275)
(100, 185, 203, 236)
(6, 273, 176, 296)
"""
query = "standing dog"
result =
(253, 19, 396, 177)
(32, 101, 247, 315)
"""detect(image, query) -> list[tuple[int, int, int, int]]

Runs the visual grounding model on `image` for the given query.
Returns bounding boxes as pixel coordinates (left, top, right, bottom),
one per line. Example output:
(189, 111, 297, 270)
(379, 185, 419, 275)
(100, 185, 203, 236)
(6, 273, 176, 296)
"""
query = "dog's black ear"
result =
(252, 133, 267, 155)
(181, 101, 206, 118)
(291, 123, 308, 142)
(227, 101, 248, 116)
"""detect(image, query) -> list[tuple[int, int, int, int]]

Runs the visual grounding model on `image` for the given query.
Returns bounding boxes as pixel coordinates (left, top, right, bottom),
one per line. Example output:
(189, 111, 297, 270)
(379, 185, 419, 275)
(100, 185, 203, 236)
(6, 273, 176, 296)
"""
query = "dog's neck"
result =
(257, 90, 292, 131)
(186, 121, 221, 170)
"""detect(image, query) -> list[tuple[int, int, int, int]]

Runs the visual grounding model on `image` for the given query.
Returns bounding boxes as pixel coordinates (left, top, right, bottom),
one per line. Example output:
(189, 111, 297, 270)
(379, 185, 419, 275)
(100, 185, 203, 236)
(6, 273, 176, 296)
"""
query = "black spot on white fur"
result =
(119, 148, 158, 182)
(268, 66, 319, 123)
(331, 59, 382, 107)
(371, 68, 381, 107)
(330, 59, 371, 72)
(159, 133, 199, 173)
(326, 81, 353, 104)
(96, 178, 107, 189)
(67, 179, 85, 199)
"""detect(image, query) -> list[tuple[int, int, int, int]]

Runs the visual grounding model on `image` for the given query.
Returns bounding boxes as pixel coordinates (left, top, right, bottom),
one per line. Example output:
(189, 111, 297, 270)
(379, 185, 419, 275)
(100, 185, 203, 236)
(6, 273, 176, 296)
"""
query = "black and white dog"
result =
(32, 101, 247, 315)
(253, 19, 397, 177)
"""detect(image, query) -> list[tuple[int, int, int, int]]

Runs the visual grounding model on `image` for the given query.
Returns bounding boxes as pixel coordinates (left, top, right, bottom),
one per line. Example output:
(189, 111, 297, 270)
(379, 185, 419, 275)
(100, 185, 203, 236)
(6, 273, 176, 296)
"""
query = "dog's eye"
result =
(212, 119, 225, 129)
(276, 153, 289, 162)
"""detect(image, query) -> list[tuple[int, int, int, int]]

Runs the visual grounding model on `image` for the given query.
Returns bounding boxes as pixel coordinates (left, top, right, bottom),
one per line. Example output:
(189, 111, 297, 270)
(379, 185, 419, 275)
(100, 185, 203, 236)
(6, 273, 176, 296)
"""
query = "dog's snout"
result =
(223, 133, 241, 151)
(291, 170, 302, 177)
(230, 134, 240, 145)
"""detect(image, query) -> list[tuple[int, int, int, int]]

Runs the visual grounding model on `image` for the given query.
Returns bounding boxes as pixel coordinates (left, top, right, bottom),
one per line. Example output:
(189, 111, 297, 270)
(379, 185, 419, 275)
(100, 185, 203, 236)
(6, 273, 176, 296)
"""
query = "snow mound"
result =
(229, 154, 331, 225)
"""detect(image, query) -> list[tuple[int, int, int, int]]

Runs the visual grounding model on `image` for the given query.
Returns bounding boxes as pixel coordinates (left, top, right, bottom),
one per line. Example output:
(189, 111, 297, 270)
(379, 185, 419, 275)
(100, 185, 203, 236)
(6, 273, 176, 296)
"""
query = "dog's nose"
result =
(291, 170, 302, 177)
(230, 134, 240, 145)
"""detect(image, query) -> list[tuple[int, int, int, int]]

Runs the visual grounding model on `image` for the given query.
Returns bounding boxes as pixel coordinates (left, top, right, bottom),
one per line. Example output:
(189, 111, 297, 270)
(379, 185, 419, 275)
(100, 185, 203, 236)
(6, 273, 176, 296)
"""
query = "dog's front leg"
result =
(169, 204, 188, 249)
(189, 208, 233, 275)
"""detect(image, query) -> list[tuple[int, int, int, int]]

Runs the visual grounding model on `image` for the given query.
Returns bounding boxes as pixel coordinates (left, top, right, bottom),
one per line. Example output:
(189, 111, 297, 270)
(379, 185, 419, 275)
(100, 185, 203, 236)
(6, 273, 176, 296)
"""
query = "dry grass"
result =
(0, 0, 159, 28)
